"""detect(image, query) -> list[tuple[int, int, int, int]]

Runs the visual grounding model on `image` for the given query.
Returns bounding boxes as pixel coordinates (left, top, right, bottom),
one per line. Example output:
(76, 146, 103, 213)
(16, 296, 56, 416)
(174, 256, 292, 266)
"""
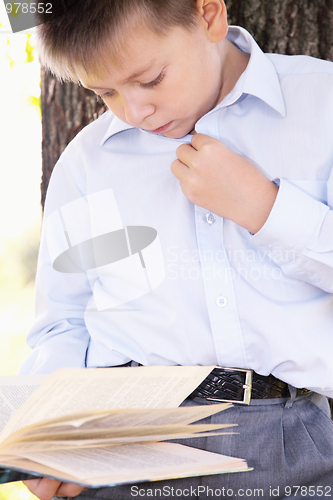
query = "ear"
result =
(196, 0, 228, 42)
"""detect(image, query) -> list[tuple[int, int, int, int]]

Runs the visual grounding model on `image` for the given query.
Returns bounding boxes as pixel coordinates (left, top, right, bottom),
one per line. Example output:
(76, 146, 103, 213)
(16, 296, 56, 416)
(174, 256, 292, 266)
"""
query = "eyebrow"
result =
(83, 60, 157, 91)
(120, 60, 157, 84)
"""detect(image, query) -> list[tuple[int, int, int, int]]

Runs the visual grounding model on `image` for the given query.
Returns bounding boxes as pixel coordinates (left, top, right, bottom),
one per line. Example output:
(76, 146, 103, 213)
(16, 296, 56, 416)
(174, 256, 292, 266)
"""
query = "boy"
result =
(22, 0, 333, 498)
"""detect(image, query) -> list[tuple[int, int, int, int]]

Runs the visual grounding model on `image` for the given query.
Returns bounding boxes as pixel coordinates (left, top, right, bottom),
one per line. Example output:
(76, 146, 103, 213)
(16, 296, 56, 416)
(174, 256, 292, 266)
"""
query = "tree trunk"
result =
(225, 0, 333, 60)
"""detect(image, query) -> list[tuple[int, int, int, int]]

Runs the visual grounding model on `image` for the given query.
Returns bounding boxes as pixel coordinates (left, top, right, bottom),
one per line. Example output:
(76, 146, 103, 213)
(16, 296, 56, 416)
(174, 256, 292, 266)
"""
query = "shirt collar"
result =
(100, 114, 133, 146)
(100, 25, 286, 146)
(222, 26, 286, 116)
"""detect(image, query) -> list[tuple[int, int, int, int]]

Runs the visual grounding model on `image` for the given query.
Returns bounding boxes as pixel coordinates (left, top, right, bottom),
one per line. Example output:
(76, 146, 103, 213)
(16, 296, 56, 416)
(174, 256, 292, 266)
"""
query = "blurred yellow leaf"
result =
(25, 34, 34, 63)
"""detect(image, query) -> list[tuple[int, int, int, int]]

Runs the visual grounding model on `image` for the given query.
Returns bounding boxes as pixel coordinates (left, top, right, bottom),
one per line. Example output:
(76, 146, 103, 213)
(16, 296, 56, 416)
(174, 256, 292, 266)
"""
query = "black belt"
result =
(188, 367, 312, 405)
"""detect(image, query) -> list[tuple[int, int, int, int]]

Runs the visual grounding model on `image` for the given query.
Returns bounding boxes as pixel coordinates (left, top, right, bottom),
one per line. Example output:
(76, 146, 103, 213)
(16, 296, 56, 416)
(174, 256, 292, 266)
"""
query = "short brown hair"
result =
(36, 0, 199, 83)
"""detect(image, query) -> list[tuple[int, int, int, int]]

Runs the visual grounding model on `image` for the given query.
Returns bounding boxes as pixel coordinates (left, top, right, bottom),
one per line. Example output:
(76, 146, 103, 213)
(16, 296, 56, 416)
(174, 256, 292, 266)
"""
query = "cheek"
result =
(177, 72, 205, 108)
(104, 98, 126, 121)
(166, 83, 194, 114)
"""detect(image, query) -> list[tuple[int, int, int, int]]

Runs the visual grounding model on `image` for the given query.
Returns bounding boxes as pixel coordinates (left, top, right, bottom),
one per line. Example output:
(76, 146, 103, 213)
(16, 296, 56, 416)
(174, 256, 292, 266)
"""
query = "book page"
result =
(12, 403, 232, 437)
(1, 404, 235, 452)
(15, 442, 249, 484)
(5, 422, 233, 446)
(2, 429, 234, 454)
(0, 366, 214, 441)
(0, 457, 84, 484)
(0, 376, 46, 434)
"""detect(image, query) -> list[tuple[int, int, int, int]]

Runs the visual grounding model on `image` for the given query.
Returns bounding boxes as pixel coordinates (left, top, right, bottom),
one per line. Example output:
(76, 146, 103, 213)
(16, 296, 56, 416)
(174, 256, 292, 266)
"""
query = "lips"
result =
(150, 121, 173, 134)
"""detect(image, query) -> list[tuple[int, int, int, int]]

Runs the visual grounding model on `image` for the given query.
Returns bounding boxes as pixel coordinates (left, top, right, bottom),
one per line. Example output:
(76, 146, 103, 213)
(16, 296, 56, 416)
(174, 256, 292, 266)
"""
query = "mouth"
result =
(149, 121, 173, 134)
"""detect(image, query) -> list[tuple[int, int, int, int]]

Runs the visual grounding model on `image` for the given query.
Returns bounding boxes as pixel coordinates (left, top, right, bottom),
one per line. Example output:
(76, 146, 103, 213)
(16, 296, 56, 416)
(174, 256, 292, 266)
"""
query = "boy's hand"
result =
(23, 478, 87, 500)
(171, 134, 278, 234)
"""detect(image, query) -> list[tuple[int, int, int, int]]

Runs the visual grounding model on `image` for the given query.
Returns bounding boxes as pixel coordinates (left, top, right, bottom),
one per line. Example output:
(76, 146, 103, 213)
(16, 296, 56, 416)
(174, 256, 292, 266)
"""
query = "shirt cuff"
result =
(250, 178, 329, 264)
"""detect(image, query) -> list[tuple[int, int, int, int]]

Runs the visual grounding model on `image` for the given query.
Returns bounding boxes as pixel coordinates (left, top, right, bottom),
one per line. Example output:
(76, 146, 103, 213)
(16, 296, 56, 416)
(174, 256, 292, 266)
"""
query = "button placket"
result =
(195, 205, 246, 368)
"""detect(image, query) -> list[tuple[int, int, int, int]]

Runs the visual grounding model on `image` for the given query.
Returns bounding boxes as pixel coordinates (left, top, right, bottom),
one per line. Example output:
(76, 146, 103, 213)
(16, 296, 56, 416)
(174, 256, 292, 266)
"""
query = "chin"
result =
(162, 128, 192, 139)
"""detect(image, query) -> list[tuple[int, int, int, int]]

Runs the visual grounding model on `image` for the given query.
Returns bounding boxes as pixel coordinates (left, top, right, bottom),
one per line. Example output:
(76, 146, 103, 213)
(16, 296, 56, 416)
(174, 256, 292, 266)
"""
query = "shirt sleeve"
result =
(250, 175, 333, 293)
(19, 153, 91, 375)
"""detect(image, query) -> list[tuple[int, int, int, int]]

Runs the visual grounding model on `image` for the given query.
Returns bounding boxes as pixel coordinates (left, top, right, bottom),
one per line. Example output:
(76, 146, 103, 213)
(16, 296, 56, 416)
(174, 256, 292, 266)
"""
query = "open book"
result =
(0, 366, 251, 487)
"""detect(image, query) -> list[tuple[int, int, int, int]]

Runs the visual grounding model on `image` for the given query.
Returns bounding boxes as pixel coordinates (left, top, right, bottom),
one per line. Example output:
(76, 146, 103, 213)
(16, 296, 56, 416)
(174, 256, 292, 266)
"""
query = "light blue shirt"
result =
(20, 27, 333, 398)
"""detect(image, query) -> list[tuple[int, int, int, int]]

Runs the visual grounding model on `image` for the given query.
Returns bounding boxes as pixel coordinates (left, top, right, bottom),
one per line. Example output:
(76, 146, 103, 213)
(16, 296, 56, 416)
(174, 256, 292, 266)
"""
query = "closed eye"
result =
(96, 70, 165, 100)
(140, 70, 165, 88)
(97, 89, 116, 99)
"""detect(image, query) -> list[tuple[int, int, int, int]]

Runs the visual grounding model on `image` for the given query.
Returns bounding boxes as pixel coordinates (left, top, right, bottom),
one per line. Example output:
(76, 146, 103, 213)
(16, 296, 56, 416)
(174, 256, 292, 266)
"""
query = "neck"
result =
(217, 38, 250, 104)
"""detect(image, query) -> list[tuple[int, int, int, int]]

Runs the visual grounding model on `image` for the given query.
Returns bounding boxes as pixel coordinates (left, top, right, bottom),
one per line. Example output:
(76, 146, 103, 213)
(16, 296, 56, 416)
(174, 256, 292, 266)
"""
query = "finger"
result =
(176, 142, 194, 158)
(190, 132, 212, 150)
(24, 478, 62, 500)
(175, 143, 198, 168)
(170, 158, 190, 181)
(23, 478, 43, 493)
(57, 482, 88, 497)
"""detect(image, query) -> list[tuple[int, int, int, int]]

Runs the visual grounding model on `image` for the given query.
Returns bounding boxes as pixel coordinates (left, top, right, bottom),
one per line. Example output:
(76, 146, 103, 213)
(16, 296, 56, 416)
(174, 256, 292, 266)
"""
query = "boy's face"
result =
(81, 19, 228, 139)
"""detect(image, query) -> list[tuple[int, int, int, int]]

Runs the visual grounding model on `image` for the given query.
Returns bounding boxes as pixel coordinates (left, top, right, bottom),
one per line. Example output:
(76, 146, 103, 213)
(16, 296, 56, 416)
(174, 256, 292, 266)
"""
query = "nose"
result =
(122, 94, 155, 127)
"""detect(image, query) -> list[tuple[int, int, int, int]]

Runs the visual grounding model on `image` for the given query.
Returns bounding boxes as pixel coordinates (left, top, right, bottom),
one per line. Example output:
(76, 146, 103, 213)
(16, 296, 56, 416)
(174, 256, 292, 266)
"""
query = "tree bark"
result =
(225, 0, 333, 60)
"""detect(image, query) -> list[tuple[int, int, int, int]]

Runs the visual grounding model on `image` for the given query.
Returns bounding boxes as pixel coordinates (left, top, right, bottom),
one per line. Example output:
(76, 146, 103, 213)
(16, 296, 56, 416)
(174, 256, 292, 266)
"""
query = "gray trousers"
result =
(55, 392, 333, 500)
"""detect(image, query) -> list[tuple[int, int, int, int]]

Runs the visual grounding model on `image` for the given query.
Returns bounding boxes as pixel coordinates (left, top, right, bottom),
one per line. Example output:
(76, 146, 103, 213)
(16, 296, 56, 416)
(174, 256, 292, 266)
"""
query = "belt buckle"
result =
(207, 367, 253, 405)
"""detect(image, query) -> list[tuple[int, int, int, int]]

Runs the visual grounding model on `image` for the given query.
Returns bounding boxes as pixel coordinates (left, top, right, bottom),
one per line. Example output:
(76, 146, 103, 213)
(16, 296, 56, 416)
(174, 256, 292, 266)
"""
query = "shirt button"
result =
(206, 213, 216, 225)
(216, 296, 228, 308)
